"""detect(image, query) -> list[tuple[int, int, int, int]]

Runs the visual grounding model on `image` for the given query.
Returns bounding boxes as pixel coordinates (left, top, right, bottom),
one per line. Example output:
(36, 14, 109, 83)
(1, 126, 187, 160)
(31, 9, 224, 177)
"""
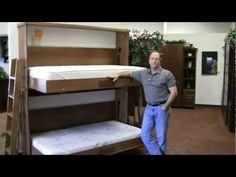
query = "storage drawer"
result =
(183, 95, 195, 107)
(183, 89, 195, 97)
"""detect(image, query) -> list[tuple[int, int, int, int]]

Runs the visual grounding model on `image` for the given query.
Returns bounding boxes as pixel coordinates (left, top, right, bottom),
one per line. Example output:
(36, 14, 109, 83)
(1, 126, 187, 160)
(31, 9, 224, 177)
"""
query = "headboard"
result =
(27, 47, 117, 66)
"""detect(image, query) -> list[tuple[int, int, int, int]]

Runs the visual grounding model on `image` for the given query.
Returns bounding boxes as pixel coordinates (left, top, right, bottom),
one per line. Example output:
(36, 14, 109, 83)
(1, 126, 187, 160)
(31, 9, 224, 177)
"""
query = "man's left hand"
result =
(161, 105, 168, 111)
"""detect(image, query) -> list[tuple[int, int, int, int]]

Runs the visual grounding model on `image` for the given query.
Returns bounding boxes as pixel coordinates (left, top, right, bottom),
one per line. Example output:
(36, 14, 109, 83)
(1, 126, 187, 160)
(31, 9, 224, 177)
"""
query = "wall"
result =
(163, 33, 226, 105)
(166, 22, 234, 34)
(0, 23, 8, 35)
(8, 23, 19, 62)
(230, 22, 235, 28)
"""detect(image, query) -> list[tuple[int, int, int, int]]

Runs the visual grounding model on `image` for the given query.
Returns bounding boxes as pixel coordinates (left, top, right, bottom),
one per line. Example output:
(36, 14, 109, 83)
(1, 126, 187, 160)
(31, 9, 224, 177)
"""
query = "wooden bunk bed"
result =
(18, 22, 144, 155)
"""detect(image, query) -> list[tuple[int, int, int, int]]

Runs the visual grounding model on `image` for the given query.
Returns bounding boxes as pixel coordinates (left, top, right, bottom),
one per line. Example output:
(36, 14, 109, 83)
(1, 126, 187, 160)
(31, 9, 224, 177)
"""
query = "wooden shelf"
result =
(18, 22, 129, 33)
(184, 89, 195, 92)
(184, 78, 195, 80)
(184, 67, 196, 69)
(185, 56, 196, 59)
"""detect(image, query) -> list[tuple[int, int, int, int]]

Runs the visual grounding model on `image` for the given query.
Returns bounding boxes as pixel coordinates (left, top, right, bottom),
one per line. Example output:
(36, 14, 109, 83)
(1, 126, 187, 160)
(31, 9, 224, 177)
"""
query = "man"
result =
(107, 51, 177, 155)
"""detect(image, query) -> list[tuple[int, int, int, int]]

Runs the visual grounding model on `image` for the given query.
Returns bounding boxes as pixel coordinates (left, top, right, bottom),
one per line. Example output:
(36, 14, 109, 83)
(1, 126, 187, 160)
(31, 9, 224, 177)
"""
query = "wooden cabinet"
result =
(0, 78, 8, 112)
(183, 89, 195, 107)
(222, 43, 235, 133)
(161, 44, 197, 108)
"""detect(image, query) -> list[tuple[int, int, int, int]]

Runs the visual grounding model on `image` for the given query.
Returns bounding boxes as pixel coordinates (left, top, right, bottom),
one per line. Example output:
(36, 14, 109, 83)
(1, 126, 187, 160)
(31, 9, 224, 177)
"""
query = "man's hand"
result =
(107, 73, 119, 82)
(162, 86, 178, 111)
(107, 71, 132, 82)
(161, 105, 168, 111)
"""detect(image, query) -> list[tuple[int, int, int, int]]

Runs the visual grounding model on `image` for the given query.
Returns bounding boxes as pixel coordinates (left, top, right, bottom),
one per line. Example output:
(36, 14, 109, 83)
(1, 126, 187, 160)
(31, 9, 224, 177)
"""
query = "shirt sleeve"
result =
(132, 70, 144, 83)
(166, 71, 176, 88)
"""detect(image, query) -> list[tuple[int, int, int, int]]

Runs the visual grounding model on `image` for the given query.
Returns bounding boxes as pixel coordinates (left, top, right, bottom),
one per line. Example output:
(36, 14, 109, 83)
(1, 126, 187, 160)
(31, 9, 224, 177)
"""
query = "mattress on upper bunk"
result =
(28, 65, 146, 93)
(32, 120, 141, 155)
(29, 65, 146, 80)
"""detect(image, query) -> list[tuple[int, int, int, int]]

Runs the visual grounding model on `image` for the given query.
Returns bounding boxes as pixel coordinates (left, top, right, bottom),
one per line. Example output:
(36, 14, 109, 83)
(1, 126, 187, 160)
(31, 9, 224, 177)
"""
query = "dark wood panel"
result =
(0, 79, 8, 112)
(161, 44, 184, 107)
(222, 43, 235, 132)
(183, 96, 195, 108)
(27, 47, 118, 66)
(116, 32, 129, 65)
(29, 101, 115, 134)
(183, 89, 195, 96)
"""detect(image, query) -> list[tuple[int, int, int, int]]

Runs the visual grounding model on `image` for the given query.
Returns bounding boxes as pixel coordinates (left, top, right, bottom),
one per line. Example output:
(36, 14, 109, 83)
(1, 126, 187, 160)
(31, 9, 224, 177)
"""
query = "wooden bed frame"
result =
(18, 22, 144, 155)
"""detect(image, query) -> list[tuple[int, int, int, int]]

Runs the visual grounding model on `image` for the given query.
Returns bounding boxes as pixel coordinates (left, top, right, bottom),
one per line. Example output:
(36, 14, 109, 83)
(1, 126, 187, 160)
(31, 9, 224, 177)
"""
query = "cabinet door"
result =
(222, 43, 229, 124)
(161, 44, 184, 107)
(228, 45, 235, 132)
(0, 79, 8, 112)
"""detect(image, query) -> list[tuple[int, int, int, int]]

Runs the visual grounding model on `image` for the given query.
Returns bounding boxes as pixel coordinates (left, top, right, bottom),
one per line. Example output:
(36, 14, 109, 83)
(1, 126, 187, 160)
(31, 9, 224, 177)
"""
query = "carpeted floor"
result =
(0, 106, 235, 155)
(166, 107, 234, 155)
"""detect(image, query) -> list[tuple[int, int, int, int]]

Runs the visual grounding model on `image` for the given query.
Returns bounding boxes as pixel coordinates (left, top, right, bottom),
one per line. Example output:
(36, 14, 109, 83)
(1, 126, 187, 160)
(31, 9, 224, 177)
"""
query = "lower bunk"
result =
(31, 120, 143, 155)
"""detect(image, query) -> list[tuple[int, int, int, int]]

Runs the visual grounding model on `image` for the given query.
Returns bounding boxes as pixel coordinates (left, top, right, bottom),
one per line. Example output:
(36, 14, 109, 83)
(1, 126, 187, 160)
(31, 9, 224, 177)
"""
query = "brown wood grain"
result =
(29, 77, 140, 93)
(27, 47, 118, 66)
(161, 44, 184, 107)
(29, 101, 115, 134)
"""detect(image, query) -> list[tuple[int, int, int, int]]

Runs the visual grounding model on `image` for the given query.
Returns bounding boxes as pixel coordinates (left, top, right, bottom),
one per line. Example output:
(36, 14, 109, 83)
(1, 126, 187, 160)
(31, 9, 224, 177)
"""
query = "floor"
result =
(0, 106, 235, 155)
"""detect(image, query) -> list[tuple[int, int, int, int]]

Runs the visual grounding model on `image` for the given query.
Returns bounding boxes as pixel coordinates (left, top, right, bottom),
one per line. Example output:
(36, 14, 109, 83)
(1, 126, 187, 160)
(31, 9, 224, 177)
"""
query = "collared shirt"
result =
(132, 66, 176, 104)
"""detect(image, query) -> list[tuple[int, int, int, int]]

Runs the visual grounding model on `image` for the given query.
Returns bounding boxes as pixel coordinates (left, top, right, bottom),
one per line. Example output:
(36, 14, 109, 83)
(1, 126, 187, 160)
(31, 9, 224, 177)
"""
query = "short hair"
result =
(149, 51, 160, 59)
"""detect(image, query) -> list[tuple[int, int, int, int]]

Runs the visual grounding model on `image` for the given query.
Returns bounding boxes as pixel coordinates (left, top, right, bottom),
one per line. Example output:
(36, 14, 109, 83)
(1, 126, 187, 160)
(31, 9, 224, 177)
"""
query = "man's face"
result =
(149, 52, 160, 69)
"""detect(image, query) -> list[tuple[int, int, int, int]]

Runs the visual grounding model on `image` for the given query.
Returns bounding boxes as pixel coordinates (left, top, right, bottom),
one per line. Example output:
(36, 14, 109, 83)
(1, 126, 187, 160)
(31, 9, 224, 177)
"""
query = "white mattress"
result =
(32, 121, 141, 155)
(29, 65, 145, 80)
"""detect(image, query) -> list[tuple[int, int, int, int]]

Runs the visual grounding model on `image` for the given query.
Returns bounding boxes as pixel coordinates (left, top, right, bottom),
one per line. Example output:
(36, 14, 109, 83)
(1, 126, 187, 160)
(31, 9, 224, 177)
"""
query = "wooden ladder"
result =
(4, 59, 27, 155)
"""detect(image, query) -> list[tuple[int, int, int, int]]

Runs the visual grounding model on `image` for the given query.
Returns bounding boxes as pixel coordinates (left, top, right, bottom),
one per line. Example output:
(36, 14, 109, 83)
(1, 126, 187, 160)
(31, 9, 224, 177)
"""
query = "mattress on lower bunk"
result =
(32, 120, 141, 155)
(29, 65, 146, 80)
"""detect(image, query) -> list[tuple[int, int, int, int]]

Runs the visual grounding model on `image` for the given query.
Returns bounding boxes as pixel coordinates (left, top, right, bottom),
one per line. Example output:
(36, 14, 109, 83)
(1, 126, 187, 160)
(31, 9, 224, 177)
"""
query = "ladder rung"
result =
(7, 112, 13, 118)
(8, 94, 14, 99)
(5, 147, 11, 155)
(6, 130, 12, 136)
(9, 76, 15, 80)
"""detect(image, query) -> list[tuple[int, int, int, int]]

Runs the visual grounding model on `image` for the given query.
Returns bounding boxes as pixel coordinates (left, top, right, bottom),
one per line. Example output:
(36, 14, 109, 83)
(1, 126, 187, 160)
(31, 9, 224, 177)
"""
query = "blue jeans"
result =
(141, 104, 171, 155)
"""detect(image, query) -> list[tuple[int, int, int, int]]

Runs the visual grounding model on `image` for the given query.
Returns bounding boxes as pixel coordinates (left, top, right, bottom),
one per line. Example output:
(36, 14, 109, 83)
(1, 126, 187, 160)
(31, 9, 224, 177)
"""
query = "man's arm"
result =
(107, 71, 132, 82)
(162, 86, 178, 111)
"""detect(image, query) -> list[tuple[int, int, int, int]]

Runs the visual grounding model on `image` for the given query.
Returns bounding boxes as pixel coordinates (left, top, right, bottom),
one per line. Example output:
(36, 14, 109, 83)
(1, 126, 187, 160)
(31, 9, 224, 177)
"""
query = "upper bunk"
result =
(18, 22, 144, 94)
(29, 64, 144, 93)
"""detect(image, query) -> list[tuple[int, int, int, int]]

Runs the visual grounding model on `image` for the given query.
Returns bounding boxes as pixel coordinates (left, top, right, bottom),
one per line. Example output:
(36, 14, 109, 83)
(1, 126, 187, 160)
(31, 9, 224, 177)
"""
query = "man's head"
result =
(148, 51, 161, 69)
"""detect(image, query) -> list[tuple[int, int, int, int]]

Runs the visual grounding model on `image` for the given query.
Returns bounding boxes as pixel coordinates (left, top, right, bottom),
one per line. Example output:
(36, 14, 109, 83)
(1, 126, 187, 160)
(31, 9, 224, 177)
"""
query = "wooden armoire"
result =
(222, 43, 235, 133)
(161, 43, 197, 108)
